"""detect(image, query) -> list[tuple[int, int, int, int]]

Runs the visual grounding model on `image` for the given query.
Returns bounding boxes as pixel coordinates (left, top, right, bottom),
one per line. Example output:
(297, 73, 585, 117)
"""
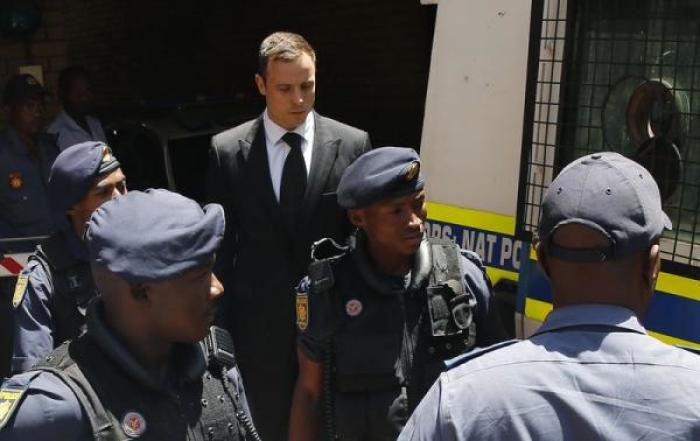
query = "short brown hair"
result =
(258, 32, 316, 77)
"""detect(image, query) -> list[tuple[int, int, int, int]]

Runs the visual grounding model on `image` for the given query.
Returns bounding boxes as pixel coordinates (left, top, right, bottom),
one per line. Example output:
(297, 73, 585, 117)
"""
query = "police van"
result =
(420, 0, 699, 347)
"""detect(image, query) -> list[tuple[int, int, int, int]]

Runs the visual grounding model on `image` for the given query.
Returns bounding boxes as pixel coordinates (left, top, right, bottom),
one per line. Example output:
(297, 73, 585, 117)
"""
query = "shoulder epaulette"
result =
(0, 371, 42, 429)
(443, 339, 520, 371)
(11, 269, 30, 309)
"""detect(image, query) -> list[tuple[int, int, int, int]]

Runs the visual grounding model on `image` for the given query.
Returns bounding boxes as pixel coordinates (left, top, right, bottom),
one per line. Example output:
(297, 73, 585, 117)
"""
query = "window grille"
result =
(518, 0, 700, 274)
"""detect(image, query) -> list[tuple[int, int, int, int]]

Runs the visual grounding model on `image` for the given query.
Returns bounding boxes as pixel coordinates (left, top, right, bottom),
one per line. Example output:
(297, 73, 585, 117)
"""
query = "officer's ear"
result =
(643, 243, 662, 289)
(254, 73, 267, 96)
(534, 239, 551, 280)
(347, 208, 365, 229)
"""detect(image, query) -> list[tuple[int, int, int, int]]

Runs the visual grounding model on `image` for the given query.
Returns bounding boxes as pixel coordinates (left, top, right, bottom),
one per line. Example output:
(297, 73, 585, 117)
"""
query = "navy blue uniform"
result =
(11, 228, 93, 373)
(400, 305, 700, 441)
(298, 236, 506, 440)
(0, 129, 60, 237)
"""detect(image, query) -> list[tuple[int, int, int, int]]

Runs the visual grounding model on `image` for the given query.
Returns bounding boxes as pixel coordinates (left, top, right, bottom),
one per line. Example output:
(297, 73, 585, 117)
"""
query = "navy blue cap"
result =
(3, 73, 48, 105)
(48, 141, 121, 212)
(85, 189, 225, 283)
(538, 152, 672, 262)
(337, 147, 424, 209)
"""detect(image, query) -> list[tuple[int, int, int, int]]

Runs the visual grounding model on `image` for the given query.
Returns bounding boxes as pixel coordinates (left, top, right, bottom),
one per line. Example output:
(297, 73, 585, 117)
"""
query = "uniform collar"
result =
(351, 231, 432, 295)
(535, 304, 647, 336)
(62, 225, 90, 262)
(262, 108, 314, 145)
(57, 110, 94, 135)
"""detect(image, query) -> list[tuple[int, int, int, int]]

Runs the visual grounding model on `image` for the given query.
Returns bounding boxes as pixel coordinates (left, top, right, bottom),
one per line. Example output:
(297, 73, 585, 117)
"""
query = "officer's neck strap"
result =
(352, 232, 432, 296)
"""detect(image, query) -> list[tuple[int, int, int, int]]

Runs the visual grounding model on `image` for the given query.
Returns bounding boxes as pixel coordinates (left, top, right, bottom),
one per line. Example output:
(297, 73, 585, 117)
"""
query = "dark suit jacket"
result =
(206, 112, 370, 440)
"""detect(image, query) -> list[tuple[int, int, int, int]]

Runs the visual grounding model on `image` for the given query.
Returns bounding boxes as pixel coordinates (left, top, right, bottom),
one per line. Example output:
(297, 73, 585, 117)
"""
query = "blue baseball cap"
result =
(538, 152, 672, 262)
(3, 73, 48, 105)
(48, 141, 121, 212)
(337, 146, 424, 209)
(85, 189, 225, 282)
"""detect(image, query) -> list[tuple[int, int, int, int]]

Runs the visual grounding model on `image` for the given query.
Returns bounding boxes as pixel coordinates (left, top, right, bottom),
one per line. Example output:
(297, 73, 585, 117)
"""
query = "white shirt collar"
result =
(262, 109, 314, 146)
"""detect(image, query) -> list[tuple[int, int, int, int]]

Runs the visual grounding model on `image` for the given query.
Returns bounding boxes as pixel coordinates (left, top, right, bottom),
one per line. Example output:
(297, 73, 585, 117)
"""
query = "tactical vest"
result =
(32, 306, 247, 441)
(308, 236, 477, 439)
(30, 230, 96, 344)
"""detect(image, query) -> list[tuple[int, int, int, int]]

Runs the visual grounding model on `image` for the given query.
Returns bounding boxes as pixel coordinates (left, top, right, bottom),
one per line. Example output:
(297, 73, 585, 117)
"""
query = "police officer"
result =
(399, 152, 700, 441)
(11, 141, 126, 373)
(0, 73, 60, 237)
(46, 65, 108, 151)
(0, 189, 259, 441)
(0, 73, 60, 377)
(289, 147, 506, 441)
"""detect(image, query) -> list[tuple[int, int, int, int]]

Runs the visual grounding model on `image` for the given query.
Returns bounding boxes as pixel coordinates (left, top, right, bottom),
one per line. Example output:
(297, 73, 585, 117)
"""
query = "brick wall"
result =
(0, 0, 69, 119)
(0, 0, 436, 148)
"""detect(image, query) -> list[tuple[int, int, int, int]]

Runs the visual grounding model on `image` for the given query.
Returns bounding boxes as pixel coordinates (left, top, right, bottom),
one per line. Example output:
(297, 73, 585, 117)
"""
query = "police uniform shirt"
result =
(299, 249, 505, 361)
(11, 228, 90, 373)
(399, 304, 700, 441)
(46, 111, 107, 152)
(0, 128, 60, 237)
(0, 339, 251, 441)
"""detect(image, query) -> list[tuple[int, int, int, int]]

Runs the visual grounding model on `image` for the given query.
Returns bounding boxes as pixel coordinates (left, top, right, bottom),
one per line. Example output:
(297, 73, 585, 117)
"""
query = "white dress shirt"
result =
(46, 111, 108, 151)
(263, 110, 315, 201)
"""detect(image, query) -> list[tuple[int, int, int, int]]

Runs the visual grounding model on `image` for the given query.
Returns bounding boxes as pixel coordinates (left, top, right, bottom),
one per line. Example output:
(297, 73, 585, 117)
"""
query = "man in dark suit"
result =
(206, 32, 371, 441)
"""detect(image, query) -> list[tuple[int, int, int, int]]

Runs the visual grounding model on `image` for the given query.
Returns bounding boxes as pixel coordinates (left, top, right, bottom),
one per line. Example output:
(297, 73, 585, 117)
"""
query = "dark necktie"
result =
(280, 132, 307, 227)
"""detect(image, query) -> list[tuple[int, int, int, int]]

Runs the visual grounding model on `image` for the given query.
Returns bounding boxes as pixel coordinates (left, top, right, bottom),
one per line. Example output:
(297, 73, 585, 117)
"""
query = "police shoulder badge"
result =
(8, 172, 23, 190)
(403, 161, 420, 181)
(122, 411, 147, 438)
(12, 270, 29, 309)
(345, 299, 363, 317)
(296, 291, 309, 331)
(0, 384, 29, 429)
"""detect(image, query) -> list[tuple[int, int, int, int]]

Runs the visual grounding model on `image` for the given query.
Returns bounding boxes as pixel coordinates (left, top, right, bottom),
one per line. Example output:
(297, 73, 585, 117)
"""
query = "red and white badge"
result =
(345, 299, 363, 317)
(122, 411, 147, 438)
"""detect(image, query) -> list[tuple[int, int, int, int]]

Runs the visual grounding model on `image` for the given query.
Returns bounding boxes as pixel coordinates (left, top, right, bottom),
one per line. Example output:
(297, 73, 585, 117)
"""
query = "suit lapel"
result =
(239, 117, 280, 219)
(299, 113, 340, 226)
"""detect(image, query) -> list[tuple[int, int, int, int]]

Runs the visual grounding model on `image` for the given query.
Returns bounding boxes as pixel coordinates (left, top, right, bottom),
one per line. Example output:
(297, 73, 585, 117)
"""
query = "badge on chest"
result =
(345, 299, 363, 317)
(8, 172, 23, 190)
(122, 411, 147, 438)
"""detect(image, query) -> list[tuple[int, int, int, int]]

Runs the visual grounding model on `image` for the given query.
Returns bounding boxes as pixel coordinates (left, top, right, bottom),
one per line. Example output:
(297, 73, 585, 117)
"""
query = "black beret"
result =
(48, 141, 121, 212)
(86, 189, 225, 283)
(337, 146, 424, 209)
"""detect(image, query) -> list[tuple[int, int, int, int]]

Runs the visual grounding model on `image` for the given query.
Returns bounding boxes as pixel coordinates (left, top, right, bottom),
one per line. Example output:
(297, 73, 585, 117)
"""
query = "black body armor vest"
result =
(32, 303, 247, 441)
(30, 230, 97, 344)
(306, 236, 477, 440)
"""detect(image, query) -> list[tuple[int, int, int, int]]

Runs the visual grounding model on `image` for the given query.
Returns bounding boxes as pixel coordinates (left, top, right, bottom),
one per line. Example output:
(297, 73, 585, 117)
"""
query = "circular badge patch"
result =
(8, 173, 23, 190)
(345, 299, 363, 317)
(121, 411, 147, 438)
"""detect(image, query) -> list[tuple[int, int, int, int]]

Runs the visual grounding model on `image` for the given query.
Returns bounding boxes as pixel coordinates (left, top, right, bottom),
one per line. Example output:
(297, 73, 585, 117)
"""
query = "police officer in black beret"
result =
(289, 147, 507, 441)
(0, 189, 259, 441)
(10, 141, 126, 373)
